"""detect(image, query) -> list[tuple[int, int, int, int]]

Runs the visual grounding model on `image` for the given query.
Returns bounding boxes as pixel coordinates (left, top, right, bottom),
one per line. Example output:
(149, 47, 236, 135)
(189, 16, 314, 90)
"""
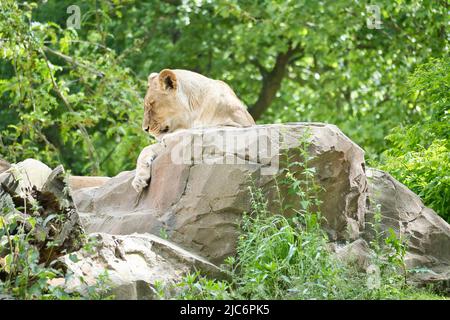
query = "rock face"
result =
(74, 123, 367, 263)
(3, 123, 449, 298)
(58, 232, 221, 299)
(335, 239, 372, 272)
(365, 168, 450, 290)
(0, 158, 220, 299)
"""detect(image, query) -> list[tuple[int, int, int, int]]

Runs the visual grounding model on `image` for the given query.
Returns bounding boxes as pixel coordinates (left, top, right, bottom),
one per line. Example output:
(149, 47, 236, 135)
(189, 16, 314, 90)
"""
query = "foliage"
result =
(0, 172, 111, 300)
(379, 58, 449, 221)
(0, 0, 149, 176)
(1, 0, 448, 175)
(171, 205, 442, 300)
(124, 0, 446, 156)
(159, 134, 443, 300)
(0, 0, 448, 300)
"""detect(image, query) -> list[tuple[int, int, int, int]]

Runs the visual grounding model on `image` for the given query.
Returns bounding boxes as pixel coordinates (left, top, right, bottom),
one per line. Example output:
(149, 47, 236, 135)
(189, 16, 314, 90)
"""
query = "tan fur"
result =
(132, 69, 255, 193)
(141, 69, 255, 138)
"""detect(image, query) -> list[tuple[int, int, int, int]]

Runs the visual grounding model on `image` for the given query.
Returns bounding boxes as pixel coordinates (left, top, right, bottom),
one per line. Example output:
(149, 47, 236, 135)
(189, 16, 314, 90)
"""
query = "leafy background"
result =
(0, 0, 448, 221)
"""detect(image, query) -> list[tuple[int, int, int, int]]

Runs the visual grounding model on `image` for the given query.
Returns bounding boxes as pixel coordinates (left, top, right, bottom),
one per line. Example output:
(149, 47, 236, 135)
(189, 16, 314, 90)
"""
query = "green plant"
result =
(0, 190, 61, 299)
(169, 187, 442, 300)
(172, 272, 232, 300)
(379, 58, 449, 222)
(0, 0, 149, 176)
(159, 227, 169, 240)
(364, 203, 409, 299)
(162, 132, 444, 300)
(2, 0, 449, 172)
(0, 174, 112, 300)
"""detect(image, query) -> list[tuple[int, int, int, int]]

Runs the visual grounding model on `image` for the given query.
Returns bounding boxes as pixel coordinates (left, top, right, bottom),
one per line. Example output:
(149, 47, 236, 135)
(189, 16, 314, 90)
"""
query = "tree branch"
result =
(250, 58, 269, 78)
(249, 45, 304, 120)
(43, 46, 105, 78)
(39, 49, 100, 175)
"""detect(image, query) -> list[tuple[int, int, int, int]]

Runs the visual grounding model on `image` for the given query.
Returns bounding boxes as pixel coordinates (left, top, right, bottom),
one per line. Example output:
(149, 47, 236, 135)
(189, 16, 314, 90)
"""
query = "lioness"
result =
(132, 69, 255, 193)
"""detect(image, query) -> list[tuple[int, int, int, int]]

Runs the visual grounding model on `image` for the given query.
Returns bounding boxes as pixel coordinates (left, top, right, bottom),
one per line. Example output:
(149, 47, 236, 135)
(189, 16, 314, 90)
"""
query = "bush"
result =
(0, 0, 149, 176)
(167, 188, 442, 300)
(379, 58, 450, 222)
(0, 168, 111, 299)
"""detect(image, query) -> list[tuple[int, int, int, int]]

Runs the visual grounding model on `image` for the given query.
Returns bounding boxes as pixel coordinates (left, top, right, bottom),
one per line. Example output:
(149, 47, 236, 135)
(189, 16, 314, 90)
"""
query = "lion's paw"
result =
(132, 173, 150, 193)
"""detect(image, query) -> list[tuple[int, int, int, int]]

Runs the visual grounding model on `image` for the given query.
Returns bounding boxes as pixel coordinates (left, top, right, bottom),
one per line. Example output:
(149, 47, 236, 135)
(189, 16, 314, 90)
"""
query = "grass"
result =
(166, 188, 445, 300)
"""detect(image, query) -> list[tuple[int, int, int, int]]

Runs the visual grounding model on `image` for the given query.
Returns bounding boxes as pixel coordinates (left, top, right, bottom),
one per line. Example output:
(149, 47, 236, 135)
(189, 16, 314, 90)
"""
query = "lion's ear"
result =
(159, 69, 177, 91)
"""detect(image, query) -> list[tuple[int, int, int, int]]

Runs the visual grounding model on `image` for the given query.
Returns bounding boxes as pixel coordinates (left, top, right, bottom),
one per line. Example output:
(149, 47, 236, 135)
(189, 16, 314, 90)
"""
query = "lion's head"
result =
(142, 68, 255, 138)
(142, 69, 191, 138)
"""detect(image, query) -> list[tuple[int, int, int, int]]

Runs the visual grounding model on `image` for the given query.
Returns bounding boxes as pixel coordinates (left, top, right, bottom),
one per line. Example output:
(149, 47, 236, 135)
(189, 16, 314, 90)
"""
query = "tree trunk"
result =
(249, 46, 302, 121)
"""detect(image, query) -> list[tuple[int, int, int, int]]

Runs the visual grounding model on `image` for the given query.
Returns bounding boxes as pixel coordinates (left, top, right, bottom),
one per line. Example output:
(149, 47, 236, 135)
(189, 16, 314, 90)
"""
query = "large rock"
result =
(57, 232, 221, 299)
(74, 123, 367, 264)
(0, 158, 52, 196)
(3, 123, 450, 295)
(365, 168, 450, 290)
(335, 239, 372, 272)
(69, 176, 111, 191)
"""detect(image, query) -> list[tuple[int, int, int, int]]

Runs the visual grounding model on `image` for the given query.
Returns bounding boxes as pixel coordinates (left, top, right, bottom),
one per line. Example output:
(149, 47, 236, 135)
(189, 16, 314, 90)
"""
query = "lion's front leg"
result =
(132, 145, 158, 193)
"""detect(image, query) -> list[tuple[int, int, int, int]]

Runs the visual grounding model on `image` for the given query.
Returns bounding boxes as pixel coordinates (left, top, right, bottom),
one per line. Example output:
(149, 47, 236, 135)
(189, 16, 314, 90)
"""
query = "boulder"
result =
(335, 239, 372, 272)
(0, 158, 52, 196)
(365, 168, 450, 290)
(57, 232, 221, 299)
(3, 123, 450, 296)
(74, 123, 367, 264)
(69, 176, 111, 191)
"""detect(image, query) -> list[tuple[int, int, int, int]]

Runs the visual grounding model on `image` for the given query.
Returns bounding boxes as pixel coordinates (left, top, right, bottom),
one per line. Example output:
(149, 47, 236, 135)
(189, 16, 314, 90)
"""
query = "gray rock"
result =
(0, 158, 52, 196)
(365, 167, 450, 290)
(74, 123, 367, 263)
(335, 239, 372, 272)
(57, 232, 221, 300)
(3, 124, 450, 295)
